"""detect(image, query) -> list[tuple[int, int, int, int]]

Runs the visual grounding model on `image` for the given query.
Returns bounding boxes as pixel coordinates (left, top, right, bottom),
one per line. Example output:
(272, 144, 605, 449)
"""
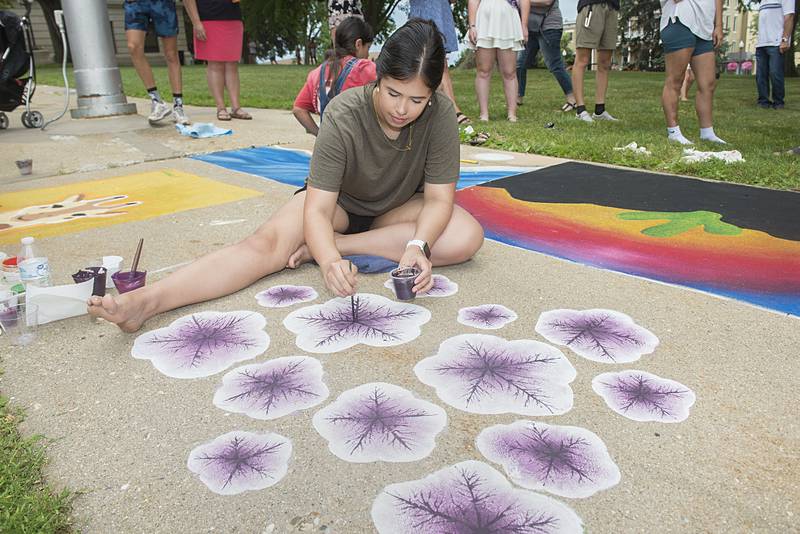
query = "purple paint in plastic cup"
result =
(112, 270, 147, 294)
(71, 267, 107, 296)
(391, 267, 420, 301)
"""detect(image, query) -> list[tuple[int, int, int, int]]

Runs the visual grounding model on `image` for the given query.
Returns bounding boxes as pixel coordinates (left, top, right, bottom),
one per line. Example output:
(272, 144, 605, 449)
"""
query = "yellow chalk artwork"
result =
(0, 169, 262, 245)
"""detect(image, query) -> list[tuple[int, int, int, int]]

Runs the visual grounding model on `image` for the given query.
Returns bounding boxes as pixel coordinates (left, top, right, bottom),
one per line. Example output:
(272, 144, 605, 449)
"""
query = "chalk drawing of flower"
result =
(313, 382, 446, 463)
(384, 274, 459, 298)
(283, 293, 431, 353)
(187, 430, 292, 495)
(213, 356, 329, 420)
(592, 370, 696, 423)
(132, 311, 269, 378)
(255, 285, 318, 308)
(477, 420, 621, 498)
(414, 334, 576, 416)
(458, 304, 518, 330)
(535, 308, 659, 363)
(371, 460, 583, 533)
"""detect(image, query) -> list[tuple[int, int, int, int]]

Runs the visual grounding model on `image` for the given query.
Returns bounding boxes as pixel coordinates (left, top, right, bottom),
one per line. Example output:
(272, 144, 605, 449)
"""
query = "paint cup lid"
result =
(21, 237, 34, 245)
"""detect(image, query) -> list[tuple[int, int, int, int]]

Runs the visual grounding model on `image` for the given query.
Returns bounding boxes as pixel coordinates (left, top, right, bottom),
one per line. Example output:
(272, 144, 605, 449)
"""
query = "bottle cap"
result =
(21, 237, 34, 245)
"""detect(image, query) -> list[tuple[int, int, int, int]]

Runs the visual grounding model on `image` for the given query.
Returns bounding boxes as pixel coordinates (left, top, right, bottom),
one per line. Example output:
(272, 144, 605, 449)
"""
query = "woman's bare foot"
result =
(287, 244, 314, 269)
(87, 293, 150, 333)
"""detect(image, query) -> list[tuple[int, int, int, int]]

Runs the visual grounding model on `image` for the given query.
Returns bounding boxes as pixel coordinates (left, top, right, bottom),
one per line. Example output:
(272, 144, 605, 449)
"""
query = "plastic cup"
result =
(111, 270, 147, 294)
(102, 256, 123, 289)
(71, 267, 107, 297)
(391, 267, 420, 301)
(0, 302, 38, 346)
(15, 159, 32, 176)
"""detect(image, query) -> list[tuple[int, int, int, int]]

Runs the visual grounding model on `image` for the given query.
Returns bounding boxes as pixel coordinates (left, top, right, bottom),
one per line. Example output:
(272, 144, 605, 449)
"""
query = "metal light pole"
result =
(61, 0, 136, 118)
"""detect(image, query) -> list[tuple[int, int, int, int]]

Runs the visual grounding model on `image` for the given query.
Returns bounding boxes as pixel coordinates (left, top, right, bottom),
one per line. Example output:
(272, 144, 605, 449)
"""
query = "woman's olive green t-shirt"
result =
(307, 82, 460, 216)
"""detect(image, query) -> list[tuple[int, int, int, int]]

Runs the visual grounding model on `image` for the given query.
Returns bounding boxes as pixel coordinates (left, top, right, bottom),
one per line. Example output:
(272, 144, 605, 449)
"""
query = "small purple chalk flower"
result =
(132, 311, 270, 379)
(477, 420, 621, 498)
(371, 460, 583, 533)
(312, 382, 447, 463)
(187, 430, 292, 495)
(592, 370, 696, 423)
(384, 274, 459, 298)
(458, 304, 518, 330)
(255, 285, 318, 308)
(535, 308, 659, 363)
(213, 356, 329, 420)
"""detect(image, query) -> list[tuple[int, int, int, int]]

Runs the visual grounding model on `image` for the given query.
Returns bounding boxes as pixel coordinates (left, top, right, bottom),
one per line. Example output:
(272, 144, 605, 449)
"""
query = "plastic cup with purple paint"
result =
(391, 267, 420, 301)
(111, 270, 147, 294)
(0, 302, 38, 346)
(71, 267, 107, 296)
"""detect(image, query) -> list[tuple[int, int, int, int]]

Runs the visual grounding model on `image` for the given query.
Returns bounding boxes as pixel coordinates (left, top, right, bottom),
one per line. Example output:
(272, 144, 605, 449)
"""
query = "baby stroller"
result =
(0, 1, 43, 130)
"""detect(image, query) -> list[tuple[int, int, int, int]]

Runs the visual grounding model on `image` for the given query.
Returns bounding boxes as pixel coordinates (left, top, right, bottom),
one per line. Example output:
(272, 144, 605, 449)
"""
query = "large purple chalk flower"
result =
(371, 460, 583, 533)
(132, 311, 270, 379)
(187, 430, 292, 495)
(476, 420, 621, 498)
(255, 285, 318, 308)
(535, 308, 659, 363)
(458, 304, 518, 330)
(283, 293, 431, 353)
(312, 382, 447, 463)
(592, 370, 696, 423)
(415, 334, 576, 416)
(384, 274, 459, 298)
(213, 356, 329, 420)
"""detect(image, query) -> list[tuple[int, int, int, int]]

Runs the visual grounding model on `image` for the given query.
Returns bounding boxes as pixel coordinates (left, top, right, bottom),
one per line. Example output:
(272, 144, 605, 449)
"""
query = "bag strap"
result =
(318, 61, 331, 115)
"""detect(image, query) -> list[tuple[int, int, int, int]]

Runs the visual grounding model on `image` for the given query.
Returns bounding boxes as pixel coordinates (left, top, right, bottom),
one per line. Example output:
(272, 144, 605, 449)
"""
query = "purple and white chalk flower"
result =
(255, 285, 318, 308)
(592, 369, 696, 423)
(458, 304, 518, 330)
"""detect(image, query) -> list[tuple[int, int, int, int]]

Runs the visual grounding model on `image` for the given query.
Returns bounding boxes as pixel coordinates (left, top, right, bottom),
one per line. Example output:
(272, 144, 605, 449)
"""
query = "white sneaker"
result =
(148, 100, 172, 124)
(576, 110, 594, 123)
(172, 106, 191, 125)
(593, 111, 619, 121)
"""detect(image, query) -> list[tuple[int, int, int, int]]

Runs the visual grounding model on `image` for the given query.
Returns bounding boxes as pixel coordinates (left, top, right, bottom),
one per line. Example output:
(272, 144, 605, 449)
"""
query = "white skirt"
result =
(473, 0, 524, 51)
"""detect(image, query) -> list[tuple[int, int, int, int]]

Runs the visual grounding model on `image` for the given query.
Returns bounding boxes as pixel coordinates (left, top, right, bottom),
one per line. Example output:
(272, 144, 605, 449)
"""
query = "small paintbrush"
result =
(348, 260, 356, 321)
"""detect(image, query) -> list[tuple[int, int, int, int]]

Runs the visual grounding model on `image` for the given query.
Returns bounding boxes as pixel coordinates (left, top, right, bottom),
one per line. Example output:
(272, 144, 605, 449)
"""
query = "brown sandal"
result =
(216, 108, 231, 121)
(230, 108, 252, 120)
(456, 111, 471, 125)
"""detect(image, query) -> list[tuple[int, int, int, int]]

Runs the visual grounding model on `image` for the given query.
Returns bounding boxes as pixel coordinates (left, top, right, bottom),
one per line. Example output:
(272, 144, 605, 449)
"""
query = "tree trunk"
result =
(786, 0, 799, 76)
(37, 0, 64, 64)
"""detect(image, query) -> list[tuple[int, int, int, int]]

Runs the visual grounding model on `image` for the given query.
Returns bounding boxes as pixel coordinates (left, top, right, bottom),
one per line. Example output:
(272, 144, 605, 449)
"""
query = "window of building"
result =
(733, 16, 737, 31)
(724, 16, 729, 30)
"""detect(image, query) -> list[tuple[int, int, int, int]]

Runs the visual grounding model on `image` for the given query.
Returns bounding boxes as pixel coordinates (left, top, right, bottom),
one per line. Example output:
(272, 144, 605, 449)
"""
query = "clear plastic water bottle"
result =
(18, 236, 51, 287)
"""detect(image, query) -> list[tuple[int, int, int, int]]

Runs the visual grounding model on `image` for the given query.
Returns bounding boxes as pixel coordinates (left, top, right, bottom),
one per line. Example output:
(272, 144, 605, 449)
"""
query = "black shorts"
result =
(294, 185, 375, 235)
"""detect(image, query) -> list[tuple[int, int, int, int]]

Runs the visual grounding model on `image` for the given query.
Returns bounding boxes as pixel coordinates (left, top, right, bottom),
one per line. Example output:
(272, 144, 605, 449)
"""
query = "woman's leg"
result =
(662, 48, 693, 128)
(224, 61, 242, 110)
(497, 48, 519, 121)
(541, 29, 574, 102)
(207, 61, 227, 111)
(439, 66, 462, 114)
(475, 47, 496, 120)
(691, 51, 725, 142)
(516, 37, 537, 105)
(88, 192, 349, 332)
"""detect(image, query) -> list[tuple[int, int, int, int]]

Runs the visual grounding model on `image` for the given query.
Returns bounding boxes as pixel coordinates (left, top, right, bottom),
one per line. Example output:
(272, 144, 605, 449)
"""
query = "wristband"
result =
(407, 239, 431, 259)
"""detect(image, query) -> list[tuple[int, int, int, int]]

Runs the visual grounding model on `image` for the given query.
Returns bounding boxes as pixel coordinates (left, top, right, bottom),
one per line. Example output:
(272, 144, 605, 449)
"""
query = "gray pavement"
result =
(0, 88, 798, 533)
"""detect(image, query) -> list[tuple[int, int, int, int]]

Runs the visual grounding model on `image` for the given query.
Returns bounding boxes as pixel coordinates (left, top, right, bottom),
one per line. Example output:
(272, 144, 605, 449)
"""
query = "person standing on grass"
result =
(516, 0, 577, 112)
(410, 0, 472, 125)
(292, 17, 376, 136)
(755, 0, 795, 109)
(468, 0, 530, 122)
(183, 0, 252, 121)
(660, 0, 726, 145)
(329, 0, 364, 45)
(571, 0, 619, 122)
(124, 0, 191, 125)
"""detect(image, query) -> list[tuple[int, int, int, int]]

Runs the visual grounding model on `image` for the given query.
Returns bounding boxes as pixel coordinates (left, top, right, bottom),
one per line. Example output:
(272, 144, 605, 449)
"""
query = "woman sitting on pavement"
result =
(88, 19, 485, 333)
(293, 16, 376, 136)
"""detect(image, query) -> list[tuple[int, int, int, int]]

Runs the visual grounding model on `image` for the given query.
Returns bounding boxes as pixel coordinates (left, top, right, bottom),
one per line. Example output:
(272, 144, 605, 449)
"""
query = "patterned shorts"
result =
(328, 0, 364, 29)
(124, 0, 179, 37)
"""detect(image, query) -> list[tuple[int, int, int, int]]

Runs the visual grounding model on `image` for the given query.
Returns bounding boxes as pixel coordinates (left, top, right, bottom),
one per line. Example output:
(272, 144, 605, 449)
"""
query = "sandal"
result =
(217, 108, 231, 121)
(456, 111, 471, 125)
(230, 108, 253, 120)
(560, 102, 577, 113)
(469, 132, 490, 146)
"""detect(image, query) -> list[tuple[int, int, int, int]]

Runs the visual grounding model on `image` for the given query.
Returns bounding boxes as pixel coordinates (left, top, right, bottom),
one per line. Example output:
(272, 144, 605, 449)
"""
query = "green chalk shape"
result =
(618, 210, 743, 238)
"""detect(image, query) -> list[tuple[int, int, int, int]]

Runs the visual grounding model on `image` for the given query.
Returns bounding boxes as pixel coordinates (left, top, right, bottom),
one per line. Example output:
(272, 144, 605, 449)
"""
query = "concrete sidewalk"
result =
(0, 88, 797, 533)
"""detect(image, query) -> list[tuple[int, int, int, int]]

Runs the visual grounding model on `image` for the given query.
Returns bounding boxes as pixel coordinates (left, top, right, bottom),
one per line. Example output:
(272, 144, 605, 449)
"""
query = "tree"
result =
(785, 0, 799, 76)
(36, 0, 65, 64)
(618, 0, 663, 70)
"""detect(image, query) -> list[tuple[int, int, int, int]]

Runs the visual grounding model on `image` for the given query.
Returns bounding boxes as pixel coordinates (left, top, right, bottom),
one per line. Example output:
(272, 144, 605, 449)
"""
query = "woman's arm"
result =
(304, 186, 357, 296)
(398, 182, 456, 294)
(292, 107, 320, 136)
(468, 0, 480, 45)
(182, 0, 206, 41)
(712, 0, 723, 47)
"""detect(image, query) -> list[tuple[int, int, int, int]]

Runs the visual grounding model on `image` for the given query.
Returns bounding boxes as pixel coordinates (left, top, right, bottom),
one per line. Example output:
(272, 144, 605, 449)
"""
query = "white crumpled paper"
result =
(614, 142, 652, 155)
(682, 148, 744, 164)
(25, 280, 93, 325)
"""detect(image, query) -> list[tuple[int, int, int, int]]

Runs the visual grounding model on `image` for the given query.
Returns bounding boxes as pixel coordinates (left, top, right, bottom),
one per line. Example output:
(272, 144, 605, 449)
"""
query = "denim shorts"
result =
(661, 19, 713, 56)
(124, 0, 179, 37)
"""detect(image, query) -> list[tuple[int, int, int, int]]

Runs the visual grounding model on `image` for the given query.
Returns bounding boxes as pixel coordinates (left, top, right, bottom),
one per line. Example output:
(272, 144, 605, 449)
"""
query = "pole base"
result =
(70, 101, 138, 119)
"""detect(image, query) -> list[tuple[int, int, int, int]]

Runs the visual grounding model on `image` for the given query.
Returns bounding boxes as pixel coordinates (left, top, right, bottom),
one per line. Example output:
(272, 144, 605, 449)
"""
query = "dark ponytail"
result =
(324, 16, 374, 98)
(375, 18, 445, 92)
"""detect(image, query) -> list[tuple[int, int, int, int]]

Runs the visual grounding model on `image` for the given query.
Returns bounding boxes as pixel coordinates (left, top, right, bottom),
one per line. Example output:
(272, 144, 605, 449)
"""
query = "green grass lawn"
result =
(36, 64, 800, 189)
(0, 394, 75, 533)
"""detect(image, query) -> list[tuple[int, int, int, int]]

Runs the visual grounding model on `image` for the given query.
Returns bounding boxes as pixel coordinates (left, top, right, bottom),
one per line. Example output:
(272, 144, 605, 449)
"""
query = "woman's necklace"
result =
(372, 87, 413, 152)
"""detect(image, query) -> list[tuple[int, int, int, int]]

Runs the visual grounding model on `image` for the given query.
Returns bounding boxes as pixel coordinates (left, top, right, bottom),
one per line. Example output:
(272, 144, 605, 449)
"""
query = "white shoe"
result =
(593, 111, 619, 121)
(148, 100, 172, 124)
(172, 106, 191, 125)
(576, 110, 594, 123)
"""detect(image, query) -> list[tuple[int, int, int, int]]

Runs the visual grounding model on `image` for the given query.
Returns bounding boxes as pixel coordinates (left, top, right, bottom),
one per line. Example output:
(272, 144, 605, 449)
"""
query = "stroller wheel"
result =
(0, 113, 8, 130)
(21, 111, 31, 128)
(28, 111, 44, 128)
